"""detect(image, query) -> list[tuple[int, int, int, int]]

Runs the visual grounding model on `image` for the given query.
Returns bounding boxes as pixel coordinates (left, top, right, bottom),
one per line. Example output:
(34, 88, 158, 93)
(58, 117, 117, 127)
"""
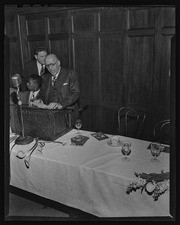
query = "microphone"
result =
(11, 74, 34, 145)
(12, 74, 22, 87)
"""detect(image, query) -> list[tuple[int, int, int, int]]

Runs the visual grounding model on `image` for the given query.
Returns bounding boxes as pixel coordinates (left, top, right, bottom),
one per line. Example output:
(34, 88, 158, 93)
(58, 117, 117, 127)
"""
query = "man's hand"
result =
(47, 102, 63, 109)
(31, 99, 49, 109)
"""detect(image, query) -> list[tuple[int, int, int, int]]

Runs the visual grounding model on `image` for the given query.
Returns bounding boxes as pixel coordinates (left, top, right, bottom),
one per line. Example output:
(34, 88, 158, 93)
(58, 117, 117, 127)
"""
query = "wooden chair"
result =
(153, 119, 170, 145)
(117, 106, 148, 139)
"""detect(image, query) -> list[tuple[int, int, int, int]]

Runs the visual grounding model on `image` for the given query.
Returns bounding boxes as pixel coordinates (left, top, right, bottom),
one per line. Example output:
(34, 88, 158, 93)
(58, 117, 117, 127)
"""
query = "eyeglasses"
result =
(45, 61, 58, 69)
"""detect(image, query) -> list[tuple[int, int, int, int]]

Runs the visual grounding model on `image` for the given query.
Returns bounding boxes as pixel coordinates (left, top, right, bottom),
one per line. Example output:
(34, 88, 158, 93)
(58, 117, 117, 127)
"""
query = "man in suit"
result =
(10, 74, 45, 134)
(40, 53, 80, 124)
(10, 74, 43, 106)
(20, 46, 48, 91)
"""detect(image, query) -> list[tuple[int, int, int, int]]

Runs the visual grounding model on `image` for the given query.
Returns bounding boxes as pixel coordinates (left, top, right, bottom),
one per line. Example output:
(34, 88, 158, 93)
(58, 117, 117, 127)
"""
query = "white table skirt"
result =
(10, 129, 170, 217)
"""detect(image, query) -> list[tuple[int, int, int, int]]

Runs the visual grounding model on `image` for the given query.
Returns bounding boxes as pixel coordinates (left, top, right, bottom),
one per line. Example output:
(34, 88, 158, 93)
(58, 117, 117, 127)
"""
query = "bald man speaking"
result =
(39, 54, 80, 123)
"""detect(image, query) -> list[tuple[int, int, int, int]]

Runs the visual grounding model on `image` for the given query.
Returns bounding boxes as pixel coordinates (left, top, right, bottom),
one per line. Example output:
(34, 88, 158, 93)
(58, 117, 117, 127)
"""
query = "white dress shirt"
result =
(37, 61, 45, 76)
(29, 90, 40, 106)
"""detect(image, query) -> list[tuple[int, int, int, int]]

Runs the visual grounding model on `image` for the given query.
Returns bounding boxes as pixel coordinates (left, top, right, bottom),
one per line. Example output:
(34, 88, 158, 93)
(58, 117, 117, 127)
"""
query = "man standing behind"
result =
(21, 46, 48, 91)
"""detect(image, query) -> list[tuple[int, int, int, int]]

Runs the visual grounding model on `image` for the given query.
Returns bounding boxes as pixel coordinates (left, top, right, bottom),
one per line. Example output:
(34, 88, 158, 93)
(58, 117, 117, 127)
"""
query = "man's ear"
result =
(34, 55, 38, 60)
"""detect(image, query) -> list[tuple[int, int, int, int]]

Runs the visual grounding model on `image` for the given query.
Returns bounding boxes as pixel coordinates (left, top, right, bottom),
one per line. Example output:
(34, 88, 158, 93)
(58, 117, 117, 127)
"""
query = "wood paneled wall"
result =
(5, 6, 175, 140)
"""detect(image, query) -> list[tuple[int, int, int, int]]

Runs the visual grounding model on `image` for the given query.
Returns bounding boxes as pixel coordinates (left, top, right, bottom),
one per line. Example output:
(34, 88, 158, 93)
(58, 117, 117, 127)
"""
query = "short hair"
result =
(34, 46, 48, 55)
(28, 74, 43, 89)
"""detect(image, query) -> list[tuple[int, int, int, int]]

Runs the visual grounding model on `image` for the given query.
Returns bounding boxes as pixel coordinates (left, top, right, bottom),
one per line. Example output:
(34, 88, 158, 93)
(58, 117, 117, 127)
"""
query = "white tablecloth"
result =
(10, 129, 170, 217)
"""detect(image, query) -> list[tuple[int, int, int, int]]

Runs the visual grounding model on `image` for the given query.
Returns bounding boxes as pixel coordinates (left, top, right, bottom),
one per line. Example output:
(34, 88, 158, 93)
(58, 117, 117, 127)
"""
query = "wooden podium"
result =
(10, 105, 73, 141)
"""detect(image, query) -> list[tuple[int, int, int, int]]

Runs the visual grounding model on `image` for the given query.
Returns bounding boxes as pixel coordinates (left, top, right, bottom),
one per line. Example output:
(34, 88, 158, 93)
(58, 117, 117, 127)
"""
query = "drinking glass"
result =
(121, 141, 131, 161)
(75, 118, 82, 134)
(150, 143, 162, 162)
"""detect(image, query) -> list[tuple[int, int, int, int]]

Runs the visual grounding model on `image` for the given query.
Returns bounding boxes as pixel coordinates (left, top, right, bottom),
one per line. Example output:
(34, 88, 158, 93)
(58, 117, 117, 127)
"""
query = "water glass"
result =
(150, 143, 163, 162)
(121, 140, 131, 161)
(75, 118, 82, 134)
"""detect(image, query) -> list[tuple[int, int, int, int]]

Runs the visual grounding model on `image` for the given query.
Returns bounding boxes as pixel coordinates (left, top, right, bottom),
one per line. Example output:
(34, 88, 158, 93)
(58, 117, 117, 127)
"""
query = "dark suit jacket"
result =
(40, 68, 80, 124)
(40, 68, 80, 108)
(10, 90, 41, 106)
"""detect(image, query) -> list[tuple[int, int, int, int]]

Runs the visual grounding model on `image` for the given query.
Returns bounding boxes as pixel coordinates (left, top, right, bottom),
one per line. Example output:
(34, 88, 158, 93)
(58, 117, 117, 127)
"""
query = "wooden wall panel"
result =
(126, 36, 154, 106)
(72, 10, 99, 132)
(74, 38, 99, 102)
(73, 12, 95, 32)
(160, 7, 175, 27)
(49, 16, 68, 33)
(157, 36, 171, 108)
(25, 16, 47, 61)
(5, 15, 17, 36)
(100, 37, 124, 105)
(100, 10, 125, 31)
(26, 19, 45, 35)
(80, 105, 101, 132)
(50, 40, 69, 67)
(100, 107, 119, 134)
(151, 7, 174, 125)
(48, 12, 69, 67)
(4, 13, 22, 81)
(9, 42, 22, 75)
(129, 8, 155, 29)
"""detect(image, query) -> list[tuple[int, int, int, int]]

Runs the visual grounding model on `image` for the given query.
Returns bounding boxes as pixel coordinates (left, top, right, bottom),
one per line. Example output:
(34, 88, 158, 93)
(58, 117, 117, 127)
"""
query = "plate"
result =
(107, 139, 121, 147)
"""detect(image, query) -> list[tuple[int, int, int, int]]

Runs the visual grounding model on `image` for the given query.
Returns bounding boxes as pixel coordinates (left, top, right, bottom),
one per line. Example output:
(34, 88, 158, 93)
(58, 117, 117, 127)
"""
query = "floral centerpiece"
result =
(126, 171, 169, 201)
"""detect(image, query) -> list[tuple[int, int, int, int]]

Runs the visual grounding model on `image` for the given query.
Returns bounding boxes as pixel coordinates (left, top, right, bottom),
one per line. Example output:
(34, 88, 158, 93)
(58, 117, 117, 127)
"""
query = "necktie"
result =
(52, 77, 56, 86)
(40, 65, 44, 76)
(29, 92, 35, 106)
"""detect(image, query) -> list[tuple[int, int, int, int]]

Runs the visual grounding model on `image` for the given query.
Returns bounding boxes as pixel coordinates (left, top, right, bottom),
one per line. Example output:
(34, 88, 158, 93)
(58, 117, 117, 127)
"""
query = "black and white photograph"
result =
(4, 4, 176, 221)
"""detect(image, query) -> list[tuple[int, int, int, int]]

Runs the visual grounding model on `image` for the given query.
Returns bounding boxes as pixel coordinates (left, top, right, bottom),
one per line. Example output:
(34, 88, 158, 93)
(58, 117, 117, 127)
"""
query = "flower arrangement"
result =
(126, 171, 169, 201)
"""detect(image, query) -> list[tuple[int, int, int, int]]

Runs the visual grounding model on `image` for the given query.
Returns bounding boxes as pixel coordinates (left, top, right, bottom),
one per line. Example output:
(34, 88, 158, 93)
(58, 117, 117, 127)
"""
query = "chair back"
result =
(118, 106, 147, 139)
(153, 119, 170, 145)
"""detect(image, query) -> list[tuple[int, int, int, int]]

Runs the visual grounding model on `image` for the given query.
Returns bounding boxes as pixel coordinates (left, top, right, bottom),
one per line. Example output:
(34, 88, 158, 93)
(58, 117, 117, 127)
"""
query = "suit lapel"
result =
(30, 59, 39, 75)
(40, 73, 52, 104)
(56, 68, 67, 86)
(34, 60, 39, 75)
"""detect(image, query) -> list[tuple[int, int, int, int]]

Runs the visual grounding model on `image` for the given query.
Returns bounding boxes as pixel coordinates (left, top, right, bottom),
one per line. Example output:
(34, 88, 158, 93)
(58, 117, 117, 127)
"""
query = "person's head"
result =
(45, 54, 61, 77)
(34, 46, 48, 65)
(26, 74, 43, 92)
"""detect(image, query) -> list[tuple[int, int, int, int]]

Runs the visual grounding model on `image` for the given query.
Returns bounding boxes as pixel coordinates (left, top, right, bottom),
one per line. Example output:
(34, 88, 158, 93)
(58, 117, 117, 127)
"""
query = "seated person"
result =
(10, 74, 44, 107)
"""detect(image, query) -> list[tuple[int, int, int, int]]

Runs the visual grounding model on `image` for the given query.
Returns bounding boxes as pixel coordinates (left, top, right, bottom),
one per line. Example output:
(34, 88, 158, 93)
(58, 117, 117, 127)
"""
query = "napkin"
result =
(91, 132, 109, 141)
(147, 143, 170, 153)
(71, 135, 89, 146)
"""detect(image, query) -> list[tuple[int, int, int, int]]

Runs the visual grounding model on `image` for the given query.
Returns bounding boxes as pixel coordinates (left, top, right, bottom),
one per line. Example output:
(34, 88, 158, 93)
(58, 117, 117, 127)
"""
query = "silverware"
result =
(24, 143, 38, 169)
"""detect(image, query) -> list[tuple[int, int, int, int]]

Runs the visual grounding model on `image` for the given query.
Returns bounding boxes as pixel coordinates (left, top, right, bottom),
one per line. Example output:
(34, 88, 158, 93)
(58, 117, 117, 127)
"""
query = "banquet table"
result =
(9, 129, 170, 218)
